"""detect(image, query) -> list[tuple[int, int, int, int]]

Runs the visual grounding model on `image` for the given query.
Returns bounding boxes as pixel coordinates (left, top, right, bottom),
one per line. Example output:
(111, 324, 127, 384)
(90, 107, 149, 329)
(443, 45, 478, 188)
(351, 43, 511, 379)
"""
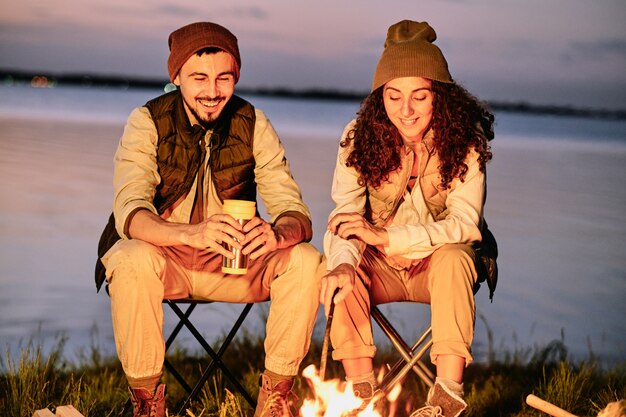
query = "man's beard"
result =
(184, 96, 224, 129)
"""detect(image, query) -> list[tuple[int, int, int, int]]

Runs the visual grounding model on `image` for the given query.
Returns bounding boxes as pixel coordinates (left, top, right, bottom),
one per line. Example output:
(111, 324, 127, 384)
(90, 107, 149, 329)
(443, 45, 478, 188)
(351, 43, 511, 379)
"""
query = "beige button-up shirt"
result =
(324, 120, 484, 270)
(112, 105, 311, 239)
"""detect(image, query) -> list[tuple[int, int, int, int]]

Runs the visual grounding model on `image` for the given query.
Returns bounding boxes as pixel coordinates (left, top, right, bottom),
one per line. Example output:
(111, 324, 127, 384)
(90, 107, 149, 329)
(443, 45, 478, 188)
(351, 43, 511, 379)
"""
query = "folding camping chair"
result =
(122, 299, 257, 416)
(163, 299, 257, 414)
(372, 280, 485, 394)
(372, 304, 435, 393)
(371, 224, 498, 394)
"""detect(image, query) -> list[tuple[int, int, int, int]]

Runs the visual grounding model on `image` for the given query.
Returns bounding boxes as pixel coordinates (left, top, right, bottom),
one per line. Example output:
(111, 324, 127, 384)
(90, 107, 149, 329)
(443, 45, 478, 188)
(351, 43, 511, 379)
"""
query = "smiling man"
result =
(95, 22, 321, 417)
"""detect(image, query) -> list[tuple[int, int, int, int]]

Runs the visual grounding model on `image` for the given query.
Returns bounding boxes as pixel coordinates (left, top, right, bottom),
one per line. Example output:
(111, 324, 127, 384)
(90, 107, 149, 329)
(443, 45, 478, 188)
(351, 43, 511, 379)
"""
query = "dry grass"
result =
(1, 331, 624, 417)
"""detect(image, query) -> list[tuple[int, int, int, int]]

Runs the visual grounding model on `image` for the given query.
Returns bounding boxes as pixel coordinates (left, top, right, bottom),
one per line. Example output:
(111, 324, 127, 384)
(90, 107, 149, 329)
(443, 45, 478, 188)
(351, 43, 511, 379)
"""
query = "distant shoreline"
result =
(2, 69, 626, 120)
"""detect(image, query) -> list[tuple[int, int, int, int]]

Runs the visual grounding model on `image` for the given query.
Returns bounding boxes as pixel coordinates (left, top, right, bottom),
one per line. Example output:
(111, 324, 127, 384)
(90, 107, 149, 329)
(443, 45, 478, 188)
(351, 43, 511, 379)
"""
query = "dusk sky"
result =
(1, 0, 625, 110)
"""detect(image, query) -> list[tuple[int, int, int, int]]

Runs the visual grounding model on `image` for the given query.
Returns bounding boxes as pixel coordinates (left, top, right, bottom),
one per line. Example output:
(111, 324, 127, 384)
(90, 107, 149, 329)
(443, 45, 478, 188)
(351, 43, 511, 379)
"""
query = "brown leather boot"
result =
(253, 374, 295, 417)
(129, 383, 166, 417)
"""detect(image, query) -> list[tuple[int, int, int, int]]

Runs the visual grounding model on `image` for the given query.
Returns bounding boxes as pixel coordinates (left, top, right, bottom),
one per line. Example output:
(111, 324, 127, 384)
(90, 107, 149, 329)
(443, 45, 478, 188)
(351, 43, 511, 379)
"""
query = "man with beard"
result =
(95, 22, 321, 417)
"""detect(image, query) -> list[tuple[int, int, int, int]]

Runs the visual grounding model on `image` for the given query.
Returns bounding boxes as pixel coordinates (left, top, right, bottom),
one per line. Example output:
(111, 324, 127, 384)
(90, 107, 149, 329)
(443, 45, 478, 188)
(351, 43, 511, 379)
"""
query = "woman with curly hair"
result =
(320, 20, 497, 416)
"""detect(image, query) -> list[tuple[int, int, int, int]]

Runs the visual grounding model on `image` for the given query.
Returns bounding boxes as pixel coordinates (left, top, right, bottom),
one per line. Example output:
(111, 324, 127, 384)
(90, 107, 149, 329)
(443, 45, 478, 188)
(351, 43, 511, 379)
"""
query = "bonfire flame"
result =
(300, 365, 402, 417)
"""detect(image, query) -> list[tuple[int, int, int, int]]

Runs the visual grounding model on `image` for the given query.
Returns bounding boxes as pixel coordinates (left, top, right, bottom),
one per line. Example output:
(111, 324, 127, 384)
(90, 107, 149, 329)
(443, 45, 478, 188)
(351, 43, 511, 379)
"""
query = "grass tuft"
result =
(1, 331, 624, 417)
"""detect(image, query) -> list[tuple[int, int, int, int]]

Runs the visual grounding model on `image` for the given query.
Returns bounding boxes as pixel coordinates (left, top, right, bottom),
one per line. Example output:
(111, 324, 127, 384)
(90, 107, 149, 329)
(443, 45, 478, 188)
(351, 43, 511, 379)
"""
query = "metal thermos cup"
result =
(221, 199, 256, 274)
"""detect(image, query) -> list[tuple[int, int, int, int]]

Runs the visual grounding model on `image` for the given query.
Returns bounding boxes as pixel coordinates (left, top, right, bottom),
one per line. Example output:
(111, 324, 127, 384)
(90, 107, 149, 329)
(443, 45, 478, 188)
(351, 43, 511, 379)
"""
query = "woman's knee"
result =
(430, 244, 477, 287)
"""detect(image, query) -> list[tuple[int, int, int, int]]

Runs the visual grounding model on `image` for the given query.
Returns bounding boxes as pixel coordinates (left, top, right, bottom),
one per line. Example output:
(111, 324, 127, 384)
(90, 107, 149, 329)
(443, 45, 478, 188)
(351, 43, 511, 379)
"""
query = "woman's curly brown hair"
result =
(342, 81, 494, 189)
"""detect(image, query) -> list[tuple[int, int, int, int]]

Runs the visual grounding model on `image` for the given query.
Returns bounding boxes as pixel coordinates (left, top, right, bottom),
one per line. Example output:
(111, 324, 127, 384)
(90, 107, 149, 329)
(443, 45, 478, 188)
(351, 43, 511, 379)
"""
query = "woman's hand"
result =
(328, 212, 389, 248)
(320, 263, 357, 317)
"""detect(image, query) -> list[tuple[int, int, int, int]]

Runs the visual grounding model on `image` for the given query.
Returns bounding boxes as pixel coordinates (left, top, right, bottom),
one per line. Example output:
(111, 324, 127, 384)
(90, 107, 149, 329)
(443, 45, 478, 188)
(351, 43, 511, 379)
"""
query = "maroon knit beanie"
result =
(167, 22, 241, 82)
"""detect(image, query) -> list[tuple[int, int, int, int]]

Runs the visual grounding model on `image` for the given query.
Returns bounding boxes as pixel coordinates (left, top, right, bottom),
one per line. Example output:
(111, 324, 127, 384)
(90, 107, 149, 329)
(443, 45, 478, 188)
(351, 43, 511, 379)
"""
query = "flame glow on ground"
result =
(300, 365, 402, 417)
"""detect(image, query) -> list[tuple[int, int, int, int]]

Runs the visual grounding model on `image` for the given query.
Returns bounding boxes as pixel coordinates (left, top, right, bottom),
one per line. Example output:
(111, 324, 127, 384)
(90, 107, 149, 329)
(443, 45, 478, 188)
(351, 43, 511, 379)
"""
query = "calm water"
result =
(0, 84, 625, 367)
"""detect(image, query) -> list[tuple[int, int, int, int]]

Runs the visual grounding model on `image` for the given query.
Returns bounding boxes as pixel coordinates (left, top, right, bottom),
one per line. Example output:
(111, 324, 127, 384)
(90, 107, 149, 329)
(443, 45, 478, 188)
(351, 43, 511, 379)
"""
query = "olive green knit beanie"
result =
(371, 20, 453, 92)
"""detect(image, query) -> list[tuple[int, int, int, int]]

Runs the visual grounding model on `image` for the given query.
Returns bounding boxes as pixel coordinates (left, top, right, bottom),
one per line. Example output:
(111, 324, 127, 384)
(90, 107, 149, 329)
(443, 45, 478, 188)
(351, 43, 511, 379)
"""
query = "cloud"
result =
(569, 38, 626, 59)
(147, 4, 269, 22)
(156, 4, 198, 17)
(218, 6, 268, 20)
(1, 0, 625, 109)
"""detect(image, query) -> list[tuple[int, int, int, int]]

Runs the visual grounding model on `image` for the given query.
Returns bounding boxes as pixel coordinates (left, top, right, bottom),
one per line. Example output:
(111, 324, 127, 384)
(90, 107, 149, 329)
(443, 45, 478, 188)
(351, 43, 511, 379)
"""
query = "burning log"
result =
(300, 365, 402, 417)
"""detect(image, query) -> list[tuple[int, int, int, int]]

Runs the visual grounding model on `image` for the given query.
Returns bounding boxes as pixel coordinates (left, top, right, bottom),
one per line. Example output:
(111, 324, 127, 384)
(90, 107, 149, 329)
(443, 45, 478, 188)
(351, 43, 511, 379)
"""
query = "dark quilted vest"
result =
(94, 90, 256, 291)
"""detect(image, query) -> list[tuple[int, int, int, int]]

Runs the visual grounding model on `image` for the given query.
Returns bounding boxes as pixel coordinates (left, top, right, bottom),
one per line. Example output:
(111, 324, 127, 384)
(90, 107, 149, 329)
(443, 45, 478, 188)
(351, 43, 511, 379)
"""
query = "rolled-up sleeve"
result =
(112, 107, 160, 239)
(323, 120, 367, 270)
(253, 109, 312, 234)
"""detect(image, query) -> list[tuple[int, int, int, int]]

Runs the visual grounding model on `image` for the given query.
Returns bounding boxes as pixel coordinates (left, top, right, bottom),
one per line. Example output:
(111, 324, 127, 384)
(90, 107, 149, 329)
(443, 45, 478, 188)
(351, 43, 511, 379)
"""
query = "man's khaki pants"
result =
(102, 239, 322, 379)
(330, 243, 478, 365)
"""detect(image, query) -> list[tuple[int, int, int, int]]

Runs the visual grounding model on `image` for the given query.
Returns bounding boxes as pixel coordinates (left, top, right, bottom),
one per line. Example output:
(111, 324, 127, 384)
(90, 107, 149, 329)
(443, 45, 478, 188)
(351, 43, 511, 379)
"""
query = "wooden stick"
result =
(32, 410, 55, 417)
(526, 394, 579, 417)
(319, 296, 336, 381)
(32, 406, 86, 417)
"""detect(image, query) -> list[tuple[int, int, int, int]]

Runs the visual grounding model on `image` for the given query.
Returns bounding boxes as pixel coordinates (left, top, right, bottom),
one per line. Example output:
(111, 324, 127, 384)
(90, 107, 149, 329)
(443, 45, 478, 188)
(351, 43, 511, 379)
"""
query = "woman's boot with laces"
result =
(410, 381, 466, 417)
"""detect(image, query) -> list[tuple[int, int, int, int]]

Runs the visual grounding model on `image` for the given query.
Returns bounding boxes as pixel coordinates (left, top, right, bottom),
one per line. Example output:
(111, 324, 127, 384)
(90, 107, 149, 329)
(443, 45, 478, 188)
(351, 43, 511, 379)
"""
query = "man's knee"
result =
(287, 242, 322, 273)
(289, 242, 322, 288)
(105, 239, 165, 287)
(293, 242, 322, 266)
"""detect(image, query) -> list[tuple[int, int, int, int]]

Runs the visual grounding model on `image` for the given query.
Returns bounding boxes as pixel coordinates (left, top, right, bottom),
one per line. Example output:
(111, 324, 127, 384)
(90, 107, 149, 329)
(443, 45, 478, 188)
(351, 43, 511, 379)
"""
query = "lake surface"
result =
(0, 84, 624, 368)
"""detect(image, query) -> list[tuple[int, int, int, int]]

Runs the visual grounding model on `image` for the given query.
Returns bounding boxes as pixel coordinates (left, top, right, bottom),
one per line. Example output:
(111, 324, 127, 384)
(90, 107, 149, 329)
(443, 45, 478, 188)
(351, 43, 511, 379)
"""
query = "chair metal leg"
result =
(382, 332, 434, 389)
(163, 357, 193, 394)
(372, 305, 435, 393)
(163, 302, 197, 394)
(166, 301, 257, 414)
(165, 302, 198, 351)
